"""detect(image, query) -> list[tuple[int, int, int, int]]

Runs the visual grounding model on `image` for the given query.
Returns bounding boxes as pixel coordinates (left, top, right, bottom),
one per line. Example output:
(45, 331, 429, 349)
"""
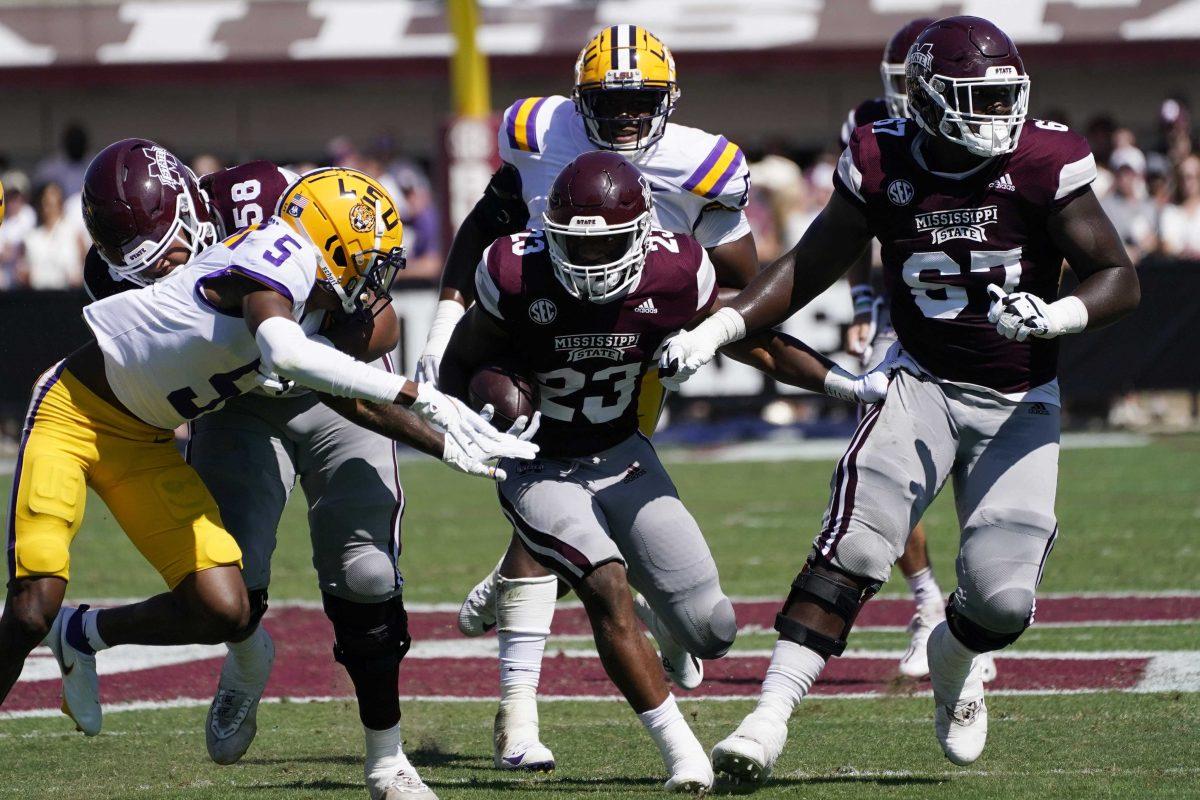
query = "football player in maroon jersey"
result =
(439, 151, 887, 792)
(663, 16, 1139, 784)
(840, 16, 998, 684)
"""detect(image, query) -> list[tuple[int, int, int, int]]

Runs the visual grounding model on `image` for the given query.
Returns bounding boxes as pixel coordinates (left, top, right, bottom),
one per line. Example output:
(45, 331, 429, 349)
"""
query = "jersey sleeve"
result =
(692, 206, 751, 249)
(474, 243, 505, 321)
(226, 221, 318, 308)
(681, 135, 750, 213)
(497, 96, 558, 162)
(694, 247, 718, 313)
(1051, 133, 1098, 209)
(833, 139, 868, 209)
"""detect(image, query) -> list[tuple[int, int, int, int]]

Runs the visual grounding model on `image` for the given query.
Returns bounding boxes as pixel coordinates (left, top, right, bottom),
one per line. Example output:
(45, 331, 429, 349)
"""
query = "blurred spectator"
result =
(1145, 152, 1174, 210)
(0, 171, 36, 289)
(1159, 155, 1200, 258)
(1158, 97, 1193, 167)
(34, 123, 90, 198)
(191, 153, 224, 177)
(748, 151, 803, 261)
(1101, 146, 1157, 260)
(1086, 115, 1118, 198)
(23, 182, 87, 290)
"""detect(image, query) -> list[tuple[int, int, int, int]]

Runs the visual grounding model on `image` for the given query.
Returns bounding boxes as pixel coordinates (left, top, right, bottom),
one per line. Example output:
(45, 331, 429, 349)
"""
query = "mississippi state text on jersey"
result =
(499, 95, 750, 249)
(834, 117, 1097, 393)
(475, 227, 716, 456)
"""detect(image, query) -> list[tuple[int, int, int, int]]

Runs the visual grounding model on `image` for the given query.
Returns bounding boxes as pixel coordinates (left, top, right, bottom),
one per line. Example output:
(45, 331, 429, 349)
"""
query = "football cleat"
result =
(633, 594, 703, 691)
(664, 755, 714, 794)
(367, 758, 439, 800)
(711, 712, 789, 789)
(493, 702, 555, 772)
(457, 569, 498, 637)
(46, 606, 101, 736)
(898, 601, 946, 678)
(929, 622, 988, 765)
(493, 739, 556, 773)
(206, 628, 275, 765)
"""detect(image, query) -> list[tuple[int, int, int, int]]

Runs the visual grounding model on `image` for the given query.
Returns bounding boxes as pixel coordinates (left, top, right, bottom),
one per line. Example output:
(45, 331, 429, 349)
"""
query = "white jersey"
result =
(82, 217, 322, 429)
(499, 95, 751, 249)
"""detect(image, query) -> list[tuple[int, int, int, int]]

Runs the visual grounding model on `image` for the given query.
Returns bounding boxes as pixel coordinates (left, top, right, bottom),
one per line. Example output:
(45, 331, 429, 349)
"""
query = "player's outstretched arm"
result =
(420, 164, 529, 384)
(661, 191, 872, 385)
(720, 329, 888, 404)
(988, 189, 1140, 342)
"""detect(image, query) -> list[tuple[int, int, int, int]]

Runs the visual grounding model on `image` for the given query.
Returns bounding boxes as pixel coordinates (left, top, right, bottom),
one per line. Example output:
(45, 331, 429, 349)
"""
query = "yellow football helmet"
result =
(277, 167, 405, 314)
(573, 25, 680, 151)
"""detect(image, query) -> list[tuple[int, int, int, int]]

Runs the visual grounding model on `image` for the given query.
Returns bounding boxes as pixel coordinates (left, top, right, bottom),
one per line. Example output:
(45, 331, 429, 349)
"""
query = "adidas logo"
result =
(988, 173, 1016, 192)
(1028, 402, 1050, 415)
(634, 297, 658, 314)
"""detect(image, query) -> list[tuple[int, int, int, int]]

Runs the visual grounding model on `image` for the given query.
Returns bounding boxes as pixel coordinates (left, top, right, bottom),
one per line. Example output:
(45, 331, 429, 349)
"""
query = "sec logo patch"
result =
(529, 298, 557, 324)
(887, 179, 915, 206)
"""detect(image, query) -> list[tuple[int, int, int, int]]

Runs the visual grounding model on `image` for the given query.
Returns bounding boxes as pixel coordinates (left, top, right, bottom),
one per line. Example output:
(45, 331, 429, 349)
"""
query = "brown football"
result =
(468, 360, 536, 429)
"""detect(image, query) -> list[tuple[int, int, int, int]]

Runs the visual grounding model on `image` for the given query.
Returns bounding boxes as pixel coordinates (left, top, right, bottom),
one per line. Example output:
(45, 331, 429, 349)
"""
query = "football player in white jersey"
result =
(0, 168, 536, 798)
(416, 24, 790, 772)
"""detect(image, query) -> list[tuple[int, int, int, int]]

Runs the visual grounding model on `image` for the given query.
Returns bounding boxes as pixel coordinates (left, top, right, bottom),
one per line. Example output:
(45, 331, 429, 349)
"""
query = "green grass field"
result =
(2, 435, 1199, 799)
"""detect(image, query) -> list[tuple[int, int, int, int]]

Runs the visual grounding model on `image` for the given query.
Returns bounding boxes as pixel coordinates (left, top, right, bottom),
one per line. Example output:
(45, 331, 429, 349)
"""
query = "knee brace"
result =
(946, 594, 1027, 652)
(322, 592, 411, 674)
(774, 556, 881, 658)
(246, 589, 269, 630)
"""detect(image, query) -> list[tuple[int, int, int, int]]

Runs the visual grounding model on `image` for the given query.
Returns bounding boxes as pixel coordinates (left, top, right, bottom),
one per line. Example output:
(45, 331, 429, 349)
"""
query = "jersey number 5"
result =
(167, 360, 261, 420)
(902, 248, 1022, 319)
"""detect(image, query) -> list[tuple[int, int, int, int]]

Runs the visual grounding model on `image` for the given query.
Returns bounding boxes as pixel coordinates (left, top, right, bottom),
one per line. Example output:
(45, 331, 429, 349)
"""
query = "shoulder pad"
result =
(680, 134, 749, 211)
(83, 245, 132, 302)
(499, 95, 568, 156)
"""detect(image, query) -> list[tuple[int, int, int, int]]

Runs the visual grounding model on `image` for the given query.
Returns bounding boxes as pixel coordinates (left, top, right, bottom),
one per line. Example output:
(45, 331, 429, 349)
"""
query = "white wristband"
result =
(423, 299, 467, 358)
(701, 306, 748, 350)
(1046, 295, 1088, 336)
(823, 364, 859, 403)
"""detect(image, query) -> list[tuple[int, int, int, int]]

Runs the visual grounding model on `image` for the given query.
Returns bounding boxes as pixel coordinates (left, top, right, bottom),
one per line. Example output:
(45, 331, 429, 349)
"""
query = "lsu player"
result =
(662, 16, 1139, 784)
(0, 165, 535, 799)
(440, 151, 885, 792)
(839, 17, 998, 683)
(74, 141, 520, 799)
(417, 24, 763, 771)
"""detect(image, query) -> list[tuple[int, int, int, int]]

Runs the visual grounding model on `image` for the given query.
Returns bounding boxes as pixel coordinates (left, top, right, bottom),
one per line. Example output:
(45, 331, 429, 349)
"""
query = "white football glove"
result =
(255, 368, 299, 397)
(415, 300, 467, 387)
(412, 383, 538, 480)
(442, 409, 542, 481)
(659, 307, 748, 391)
(822, 363, 890, 405)
(986, 284, 1088, 342)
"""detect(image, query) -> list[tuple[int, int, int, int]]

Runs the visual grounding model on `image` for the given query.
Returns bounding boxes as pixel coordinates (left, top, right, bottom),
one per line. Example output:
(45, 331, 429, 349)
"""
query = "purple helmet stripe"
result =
(682, 136, 730, 192)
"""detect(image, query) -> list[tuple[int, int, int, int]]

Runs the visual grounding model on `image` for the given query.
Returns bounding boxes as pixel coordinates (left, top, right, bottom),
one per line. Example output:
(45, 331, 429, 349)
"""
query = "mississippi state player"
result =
(419, 24, 762, 770)
(662, 16, 1139, 783)
(440, 151, 881, 792)
(839, 17, 998, 683)
(6, 158, 534, 800)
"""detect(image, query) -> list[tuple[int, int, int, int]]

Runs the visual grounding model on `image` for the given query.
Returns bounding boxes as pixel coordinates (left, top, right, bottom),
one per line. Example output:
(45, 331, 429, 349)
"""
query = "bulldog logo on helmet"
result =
(348, 201, 375, 233)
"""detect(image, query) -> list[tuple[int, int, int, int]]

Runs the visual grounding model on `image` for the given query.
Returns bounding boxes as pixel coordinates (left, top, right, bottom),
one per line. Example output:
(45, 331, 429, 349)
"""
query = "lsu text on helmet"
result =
(543, 150, 653, 303)
(905, 15, 1030, 158)
(573, 24, 680, 152)
(277, 167, 406, 315)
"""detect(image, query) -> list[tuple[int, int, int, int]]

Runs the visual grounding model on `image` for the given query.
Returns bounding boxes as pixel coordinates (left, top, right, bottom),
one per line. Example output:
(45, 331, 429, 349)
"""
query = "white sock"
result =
(364, 722, 409, 771)
(752, 640, 827, 725)
(81, 608, 110, 653)
(223, 625, 272, 686)
(906, 567, 944, 610)
(495, 574, 556, 742)
(928, 622, 982, 703)
(637, 693, 703, 766)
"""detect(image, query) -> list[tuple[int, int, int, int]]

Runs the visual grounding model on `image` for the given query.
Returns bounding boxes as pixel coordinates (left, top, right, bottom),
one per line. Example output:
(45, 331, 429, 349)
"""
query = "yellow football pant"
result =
(637, 368, 668, 438)
(6, 363, 242, 589)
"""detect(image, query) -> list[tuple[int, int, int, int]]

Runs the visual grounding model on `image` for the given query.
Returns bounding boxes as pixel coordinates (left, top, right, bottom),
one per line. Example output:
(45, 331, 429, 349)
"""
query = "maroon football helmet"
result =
(543, 151, 652, 303)
(82, 138, 216, 285)
(905, 16, 1030, 157)
(880, 17, 937, 118)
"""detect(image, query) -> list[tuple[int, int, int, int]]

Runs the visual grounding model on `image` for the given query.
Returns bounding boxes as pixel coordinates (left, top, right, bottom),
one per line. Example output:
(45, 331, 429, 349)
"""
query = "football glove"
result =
(986, 284, 1088, 342)
(255, 368, 300, 397)
(659, 307, 748, 391)
(823, 363, 890, 405)
(412, 383, 538, 480)
(443, 408, 541, 481)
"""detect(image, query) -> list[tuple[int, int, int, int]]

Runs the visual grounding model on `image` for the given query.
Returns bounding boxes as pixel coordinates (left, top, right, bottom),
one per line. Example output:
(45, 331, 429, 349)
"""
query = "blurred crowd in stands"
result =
(1, 95, 1196, 293)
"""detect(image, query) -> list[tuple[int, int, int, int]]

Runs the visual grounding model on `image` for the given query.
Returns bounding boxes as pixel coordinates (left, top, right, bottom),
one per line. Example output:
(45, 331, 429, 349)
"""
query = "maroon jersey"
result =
(834, 117, 1096, 393)
(839, 97, 890, 150)
(199, 160, 296, 237)
(84, 161, 295, 301)
(476, 227, 717, 457)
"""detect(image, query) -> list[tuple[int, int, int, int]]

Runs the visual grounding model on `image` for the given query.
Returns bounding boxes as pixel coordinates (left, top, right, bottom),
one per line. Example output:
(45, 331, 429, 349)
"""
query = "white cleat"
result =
(206, 628, 275, 765)
(493, 704, 555, 772)
(493, 739, 556, 772)
(457, 570, 497, 637)
(977, 652, 998, 683)
(710, 713, 788, 790)
(898, 602, 945, 679)
(664, 754, 714, 794)
(929, 623, 988, 766)
(46, 606, 101, 736)
(633, 595, 703, 691)
(367, 759, 439, 800)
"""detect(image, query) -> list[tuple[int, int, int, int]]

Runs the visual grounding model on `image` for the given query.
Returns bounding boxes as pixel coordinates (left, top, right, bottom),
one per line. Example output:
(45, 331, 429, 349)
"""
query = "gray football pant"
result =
(188, 387, 403, 604)
(817, 370, 1059, 635)
(497, 434, 737, 660)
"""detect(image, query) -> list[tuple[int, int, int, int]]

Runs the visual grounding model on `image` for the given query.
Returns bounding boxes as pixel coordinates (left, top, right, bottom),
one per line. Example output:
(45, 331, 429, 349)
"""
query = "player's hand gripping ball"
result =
(468, 360, 537, 430)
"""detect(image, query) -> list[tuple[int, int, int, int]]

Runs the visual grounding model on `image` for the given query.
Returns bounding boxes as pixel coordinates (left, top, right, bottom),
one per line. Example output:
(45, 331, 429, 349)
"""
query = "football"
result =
(468, 360, 536, 429)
